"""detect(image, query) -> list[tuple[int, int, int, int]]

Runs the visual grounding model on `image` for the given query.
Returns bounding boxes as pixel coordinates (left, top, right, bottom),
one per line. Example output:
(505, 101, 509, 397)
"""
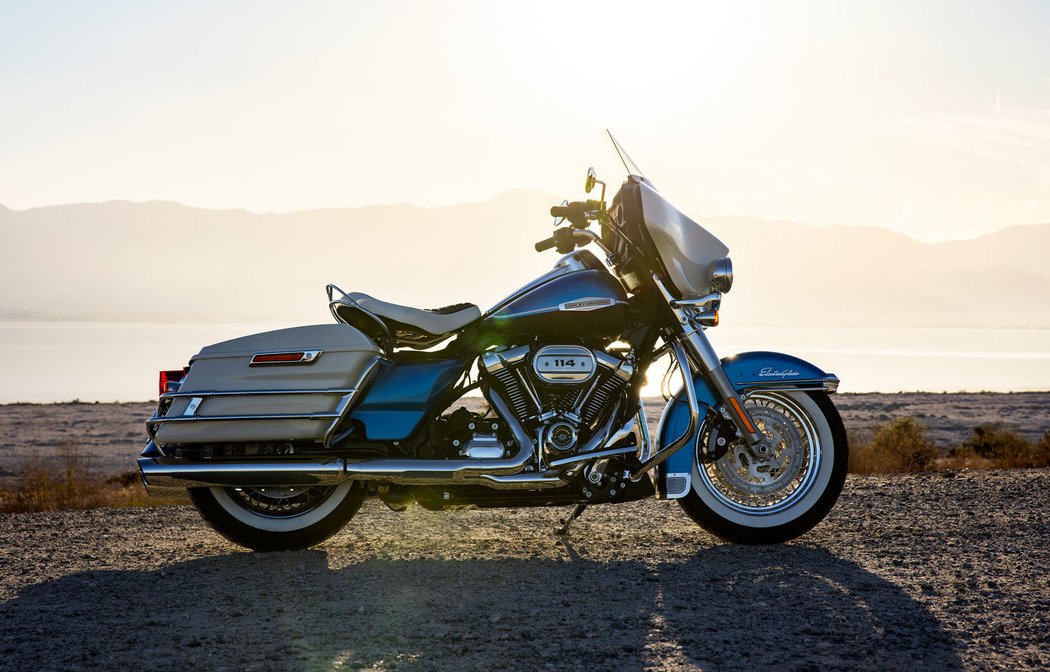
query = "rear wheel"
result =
(678, 391, 847, 544)
(189, 482, 366, 551)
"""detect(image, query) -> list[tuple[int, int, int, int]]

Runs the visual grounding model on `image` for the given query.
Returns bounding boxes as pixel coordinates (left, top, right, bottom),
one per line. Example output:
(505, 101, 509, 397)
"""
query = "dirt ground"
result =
(1, 393, 1048, 486)
(0, 469, 1046, 671)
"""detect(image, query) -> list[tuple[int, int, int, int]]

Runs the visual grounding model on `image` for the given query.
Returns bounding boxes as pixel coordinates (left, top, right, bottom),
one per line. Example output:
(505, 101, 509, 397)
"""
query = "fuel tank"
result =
(482, 268, 628, 340)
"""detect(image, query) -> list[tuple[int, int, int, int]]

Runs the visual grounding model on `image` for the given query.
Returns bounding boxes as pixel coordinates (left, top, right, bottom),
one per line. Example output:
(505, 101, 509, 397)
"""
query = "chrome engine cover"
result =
(532, 345, 596, 383)
(481, 344, 634, 462)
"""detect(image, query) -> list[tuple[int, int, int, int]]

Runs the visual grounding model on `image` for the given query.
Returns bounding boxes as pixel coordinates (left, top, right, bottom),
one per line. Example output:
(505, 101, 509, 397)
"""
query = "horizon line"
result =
(2, 192, 1047, 245)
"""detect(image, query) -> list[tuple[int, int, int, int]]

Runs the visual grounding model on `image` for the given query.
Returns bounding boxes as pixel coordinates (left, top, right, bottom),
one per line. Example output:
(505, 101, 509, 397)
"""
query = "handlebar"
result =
(536, 227, 613, 256)
(536, 198, 612, 255)
(550, 200, 603, 227)
(534, 235, 557, 252)
(535, 227, 578, 254)
(550, 204, 580, 219)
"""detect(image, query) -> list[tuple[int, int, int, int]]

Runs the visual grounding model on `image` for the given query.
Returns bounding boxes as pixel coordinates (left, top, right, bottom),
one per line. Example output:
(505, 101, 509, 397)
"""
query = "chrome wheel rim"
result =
(210, 481, 355, 533)
(229, 486, 335, 518)
(697, 392, 821, 516)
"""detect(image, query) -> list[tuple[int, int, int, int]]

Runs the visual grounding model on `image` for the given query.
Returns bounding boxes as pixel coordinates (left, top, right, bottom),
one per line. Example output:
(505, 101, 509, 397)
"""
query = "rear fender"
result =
(655, 351, 839, 499)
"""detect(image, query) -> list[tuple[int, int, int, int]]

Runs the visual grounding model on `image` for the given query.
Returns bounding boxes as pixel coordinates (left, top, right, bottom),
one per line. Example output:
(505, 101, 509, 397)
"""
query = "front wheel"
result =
(189, 481, 366, 552)
(678, 391, 848, 544)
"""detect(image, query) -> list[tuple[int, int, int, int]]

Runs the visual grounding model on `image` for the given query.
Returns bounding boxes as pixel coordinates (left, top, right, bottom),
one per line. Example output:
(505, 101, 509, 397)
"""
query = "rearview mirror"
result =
(585, 167, 597, 194)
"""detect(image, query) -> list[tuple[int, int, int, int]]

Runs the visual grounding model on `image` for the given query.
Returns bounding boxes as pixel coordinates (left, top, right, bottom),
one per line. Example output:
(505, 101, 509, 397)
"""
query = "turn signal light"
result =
(697, 310, 719, 327)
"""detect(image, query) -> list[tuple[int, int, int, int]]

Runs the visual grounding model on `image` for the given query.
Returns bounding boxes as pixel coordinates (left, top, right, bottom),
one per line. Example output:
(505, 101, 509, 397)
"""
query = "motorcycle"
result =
(138, 136, 848, 551)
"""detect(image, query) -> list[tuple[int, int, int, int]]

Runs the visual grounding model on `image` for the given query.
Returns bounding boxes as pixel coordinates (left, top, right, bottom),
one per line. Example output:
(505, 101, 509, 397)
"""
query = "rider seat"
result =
(329, 289, 481, 350)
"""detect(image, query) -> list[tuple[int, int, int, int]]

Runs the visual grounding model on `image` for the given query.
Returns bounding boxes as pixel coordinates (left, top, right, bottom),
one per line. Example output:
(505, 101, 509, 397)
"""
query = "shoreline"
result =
(1, 392, 1048, 487)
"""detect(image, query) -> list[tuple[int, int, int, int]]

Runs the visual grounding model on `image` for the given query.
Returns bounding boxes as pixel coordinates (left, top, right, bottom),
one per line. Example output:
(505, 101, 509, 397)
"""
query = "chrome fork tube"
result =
(654, 275, 767, 452)
(679, 327, 765, 449)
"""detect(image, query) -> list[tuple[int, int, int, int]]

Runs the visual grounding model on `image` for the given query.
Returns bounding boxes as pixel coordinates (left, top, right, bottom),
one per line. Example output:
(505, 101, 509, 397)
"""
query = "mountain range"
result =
(1, 192, 1047, 328)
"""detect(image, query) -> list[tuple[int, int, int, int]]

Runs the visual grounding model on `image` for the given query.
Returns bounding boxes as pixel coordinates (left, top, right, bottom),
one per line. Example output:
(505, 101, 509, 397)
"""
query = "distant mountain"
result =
(1, 195, 1047, 328)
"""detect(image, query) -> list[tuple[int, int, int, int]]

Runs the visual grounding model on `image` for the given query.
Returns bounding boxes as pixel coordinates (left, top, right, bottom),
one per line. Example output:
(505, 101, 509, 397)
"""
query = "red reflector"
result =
(158, 369, 185, 396)
(251, 352, 306, 364)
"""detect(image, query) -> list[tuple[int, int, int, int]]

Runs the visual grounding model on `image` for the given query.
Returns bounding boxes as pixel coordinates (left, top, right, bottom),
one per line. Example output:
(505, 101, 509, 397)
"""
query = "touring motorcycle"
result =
(138, 136, 847, 551)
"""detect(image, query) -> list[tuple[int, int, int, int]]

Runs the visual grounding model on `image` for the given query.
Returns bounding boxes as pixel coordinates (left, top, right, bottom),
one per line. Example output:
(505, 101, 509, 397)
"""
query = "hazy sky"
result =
(2, 0, 1049, 241)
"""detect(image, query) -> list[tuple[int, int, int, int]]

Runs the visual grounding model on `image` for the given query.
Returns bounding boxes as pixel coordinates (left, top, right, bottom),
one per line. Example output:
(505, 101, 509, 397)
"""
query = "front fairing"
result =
(637, 181, 729, 299)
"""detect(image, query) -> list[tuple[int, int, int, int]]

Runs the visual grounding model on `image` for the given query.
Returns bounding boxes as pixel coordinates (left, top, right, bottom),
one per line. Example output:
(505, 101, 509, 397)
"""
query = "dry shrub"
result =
(1034, 431, 1050, 468)
(0, 441, 186, 513)
(849, 416, 938, 474)
(948, 424, 1047, 469)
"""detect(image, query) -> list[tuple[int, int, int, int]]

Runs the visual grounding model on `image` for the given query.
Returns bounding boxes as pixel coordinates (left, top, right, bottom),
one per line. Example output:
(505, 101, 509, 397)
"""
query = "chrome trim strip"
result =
(150, 411, 342, 424)
(160, 388, 357, 399)
(663, 472, 692, 500)
(737, 378, 840, 394)
(491, 299, 628, 322)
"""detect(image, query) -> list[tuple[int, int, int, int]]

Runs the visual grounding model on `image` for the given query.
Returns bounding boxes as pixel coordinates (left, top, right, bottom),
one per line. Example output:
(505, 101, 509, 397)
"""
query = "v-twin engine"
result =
(480, 344, 633, 461)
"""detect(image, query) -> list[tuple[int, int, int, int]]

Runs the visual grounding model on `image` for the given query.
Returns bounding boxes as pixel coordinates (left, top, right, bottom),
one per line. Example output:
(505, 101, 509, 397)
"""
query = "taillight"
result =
(158, 367, 189, 396)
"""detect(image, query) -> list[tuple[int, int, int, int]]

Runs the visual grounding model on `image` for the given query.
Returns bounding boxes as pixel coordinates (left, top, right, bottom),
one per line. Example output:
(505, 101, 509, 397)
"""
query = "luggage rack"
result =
(147, 355, 381, 448)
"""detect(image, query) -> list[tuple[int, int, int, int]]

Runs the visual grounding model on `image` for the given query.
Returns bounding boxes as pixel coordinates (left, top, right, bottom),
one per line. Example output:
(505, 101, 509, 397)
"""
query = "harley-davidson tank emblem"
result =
(559, 297, 615, 311)
(758, 367, 800, 378)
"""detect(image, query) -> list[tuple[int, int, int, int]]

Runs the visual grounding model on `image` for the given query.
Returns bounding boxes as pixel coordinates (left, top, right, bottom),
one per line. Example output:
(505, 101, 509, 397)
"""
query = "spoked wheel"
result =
(678, 391, 848, 544)
(189, 481, 366, 552)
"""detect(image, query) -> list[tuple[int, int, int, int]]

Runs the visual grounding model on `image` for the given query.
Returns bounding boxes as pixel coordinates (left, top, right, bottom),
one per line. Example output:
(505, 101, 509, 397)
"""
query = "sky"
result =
(1, 0, 1049, 241)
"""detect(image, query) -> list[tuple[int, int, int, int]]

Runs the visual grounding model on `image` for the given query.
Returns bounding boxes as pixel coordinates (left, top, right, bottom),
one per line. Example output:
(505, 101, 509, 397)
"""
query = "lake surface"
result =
(0, 321, 1047, 403)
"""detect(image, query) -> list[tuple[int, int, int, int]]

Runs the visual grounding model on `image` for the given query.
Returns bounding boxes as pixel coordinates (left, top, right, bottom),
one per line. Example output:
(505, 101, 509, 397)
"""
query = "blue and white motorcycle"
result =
(139, 136, 847, 551)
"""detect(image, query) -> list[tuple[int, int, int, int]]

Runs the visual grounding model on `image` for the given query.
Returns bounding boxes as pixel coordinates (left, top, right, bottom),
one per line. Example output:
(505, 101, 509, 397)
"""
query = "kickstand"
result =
(555, 504, 588, 536)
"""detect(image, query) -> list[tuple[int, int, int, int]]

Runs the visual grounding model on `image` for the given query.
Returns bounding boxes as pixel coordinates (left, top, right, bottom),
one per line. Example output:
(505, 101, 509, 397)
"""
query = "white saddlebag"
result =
(151, 324, 381, 446)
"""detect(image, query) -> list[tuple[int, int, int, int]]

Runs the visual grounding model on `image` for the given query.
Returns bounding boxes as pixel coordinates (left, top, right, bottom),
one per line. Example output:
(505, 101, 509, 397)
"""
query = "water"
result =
(0, 321, 1047, 403)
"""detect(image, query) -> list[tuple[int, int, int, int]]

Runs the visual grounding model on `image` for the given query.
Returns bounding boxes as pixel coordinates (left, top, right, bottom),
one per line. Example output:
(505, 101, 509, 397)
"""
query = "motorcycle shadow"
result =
(0, 544, 961, 671)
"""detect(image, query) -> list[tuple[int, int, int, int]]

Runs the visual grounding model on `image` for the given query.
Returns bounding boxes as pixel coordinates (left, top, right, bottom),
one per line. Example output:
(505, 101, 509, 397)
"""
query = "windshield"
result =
(607, 130, 646, 179)
(604, 132, 730, 299)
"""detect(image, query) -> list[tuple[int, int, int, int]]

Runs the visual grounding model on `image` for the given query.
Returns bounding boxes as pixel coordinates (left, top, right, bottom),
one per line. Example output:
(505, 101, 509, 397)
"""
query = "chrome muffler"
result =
(138, 457, 346, 497)
(138, 391, 566, 495)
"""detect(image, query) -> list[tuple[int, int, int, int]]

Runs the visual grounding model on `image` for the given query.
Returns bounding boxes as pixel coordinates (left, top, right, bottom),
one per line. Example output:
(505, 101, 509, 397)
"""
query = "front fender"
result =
(654, 351, 839, 499)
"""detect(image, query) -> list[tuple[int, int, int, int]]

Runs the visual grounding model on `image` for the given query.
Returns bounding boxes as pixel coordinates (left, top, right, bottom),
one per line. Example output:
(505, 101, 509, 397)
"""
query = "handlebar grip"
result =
(550, 205, 575, 219)
(534, 236, 557, 252)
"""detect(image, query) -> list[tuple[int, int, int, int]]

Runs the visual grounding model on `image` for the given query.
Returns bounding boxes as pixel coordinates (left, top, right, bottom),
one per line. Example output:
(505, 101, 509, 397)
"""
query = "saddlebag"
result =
(150, 324, 381, 447)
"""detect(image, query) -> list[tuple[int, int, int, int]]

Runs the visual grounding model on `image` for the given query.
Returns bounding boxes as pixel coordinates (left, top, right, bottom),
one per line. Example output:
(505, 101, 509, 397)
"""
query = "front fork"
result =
(630, 276, 769, 480)
(677, 325, 768, 450)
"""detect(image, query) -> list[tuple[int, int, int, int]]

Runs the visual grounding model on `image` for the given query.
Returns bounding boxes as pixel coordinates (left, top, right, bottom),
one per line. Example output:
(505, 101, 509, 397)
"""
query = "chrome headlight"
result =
(708, 256, 733, 293)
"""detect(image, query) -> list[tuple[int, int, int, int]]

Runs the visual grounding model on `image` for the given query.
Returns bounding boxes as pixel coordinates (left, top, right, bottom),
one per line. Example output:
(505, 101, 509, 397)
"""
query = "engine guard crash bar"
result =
(628, 340, 699, 481)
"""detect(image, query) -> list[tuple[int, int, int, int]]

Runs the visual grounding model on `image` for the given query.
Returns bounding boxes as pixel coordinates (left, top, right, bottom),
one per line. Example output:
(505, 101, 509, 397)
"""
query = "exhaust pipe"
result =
(138, 458, 346, 497)
(138, 391, 563, 495)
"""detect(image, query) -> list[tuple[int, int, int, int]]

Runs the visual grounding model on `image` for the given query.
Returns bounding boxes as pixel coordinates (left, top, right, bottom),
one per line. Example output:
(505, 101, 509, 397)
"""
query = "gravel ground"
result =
(2, 393, 1048, 485)
(0, 470, 1046, 671)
